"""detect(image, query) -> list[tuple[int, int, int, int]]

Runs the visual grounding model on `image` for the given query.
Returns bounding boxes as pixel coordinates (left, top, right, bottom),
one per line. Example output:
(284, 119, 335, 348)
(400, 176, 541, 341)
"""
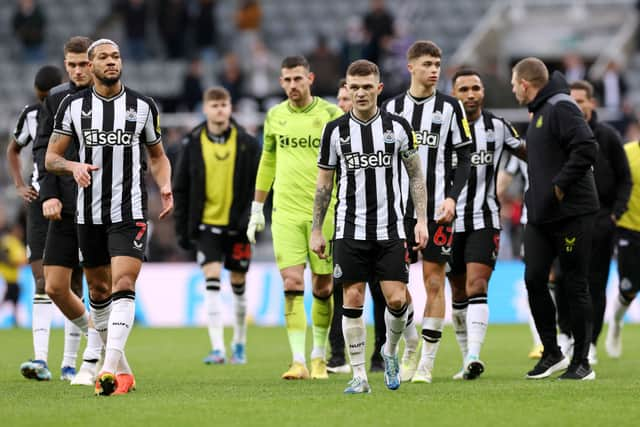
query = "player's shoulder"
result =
(17, 102, 40, 118)
(58, 86, 92, 108)
(381, 91, 407, 112)
(323, 111, 349, 135)
(123, 86, 158, 109)
(436, 91, 462, 108)
(49, 82, 74, 97)
(314, 97, 342, 119)
(382, 109, 411, 129)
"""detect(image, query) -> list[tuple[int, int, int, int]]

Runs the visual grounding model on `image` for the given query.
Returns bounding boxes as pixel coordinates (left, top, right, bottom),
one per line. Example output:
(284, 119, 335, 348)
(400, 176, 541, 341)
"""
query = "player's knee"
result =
(467, 276, 488, 296)
(524, 270, 548, 292)
(45, 279, 67, 301)
(230, 271, 246, 284)
(113, 275, 136, 292)
(343, 284, 365, 306)
(619, 277, 638, 302)
(425, 276, 444, 296)
(35, 277, 46, 295)
(385, 293, 406, 311)
(282, 275, 304, 291)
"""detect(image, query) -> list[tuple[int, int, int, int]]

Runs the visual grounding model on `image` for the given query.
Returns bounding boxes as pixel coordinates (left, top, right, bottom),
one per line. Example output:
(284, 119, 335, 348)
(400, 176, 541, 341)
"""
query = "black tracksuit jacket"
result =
(588, 111, 632, 220)
(525, 71, 600, 224)
(33, 81, 84, 215)
(173, 120, 260, 246)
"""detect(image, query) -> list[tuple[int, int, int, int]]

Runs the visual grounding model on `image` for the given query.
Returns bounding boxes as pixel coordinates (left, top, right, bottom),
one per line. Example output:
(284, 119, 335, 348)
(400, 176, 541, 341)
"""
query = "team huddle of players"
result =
(10, 34, 640, 395)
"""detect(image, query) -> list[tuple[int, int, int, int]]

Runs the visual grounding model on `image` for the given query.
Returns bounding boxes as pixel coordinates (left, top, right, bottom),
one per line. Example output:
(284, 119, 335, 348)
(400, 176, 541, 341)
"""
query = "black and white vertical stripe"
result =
(53, 86, 161, 225)
(455, 112, 523, 232)
(318, 110, 414, 241)
(13, 103, 40, 189)
(503, 152, 529, 225)
(383, 91, 472, 220)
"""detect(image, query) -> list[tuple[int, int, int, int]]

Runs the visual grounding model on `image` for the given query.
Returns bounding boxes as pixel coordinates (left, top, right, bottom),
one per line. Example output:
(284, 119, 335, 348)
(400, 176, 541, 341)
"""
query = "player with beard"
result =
(46, 39, 173, 395)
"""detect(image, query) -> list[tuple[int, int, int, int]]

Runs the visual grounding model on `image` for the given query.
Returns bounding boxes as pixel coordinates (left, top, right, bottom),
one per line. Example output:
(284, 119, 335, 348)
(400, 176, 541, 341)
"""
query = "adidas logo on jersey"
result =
(344, 151, 392, 170)
(83, 129, 133, 146)
(278, 134, 320, 148)
(415, 130, 440, 148)
(470, 150, 494, 165)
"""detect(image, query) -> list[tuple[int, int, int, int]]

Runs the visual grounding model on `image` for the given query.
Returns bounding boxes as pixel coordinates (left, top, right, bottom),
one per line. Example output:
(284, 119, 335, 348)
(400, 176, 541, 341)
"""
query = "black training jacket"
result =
(33, 81, 84, 215)
(172, 120, 260, 247)
(525, 71, 599, 224)
(589, 111, 632, 220)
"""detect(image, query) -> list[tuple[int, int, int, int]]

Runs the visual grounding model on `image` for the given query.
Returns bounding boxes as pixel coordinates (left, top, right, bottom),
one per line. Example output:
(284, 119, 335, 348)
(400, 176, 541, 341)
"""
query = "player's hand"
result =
(310, 229, 328, 259)
(72, 162, 99, 188)
(246, 201, 265, 244)
(158, 186, 173, 219)
(42, 198, 63, 221)
(436, 197, 456, 224)
(554, 185, 565, 201)
(17, 185, 38, 203)
(413, 219, 428, 251)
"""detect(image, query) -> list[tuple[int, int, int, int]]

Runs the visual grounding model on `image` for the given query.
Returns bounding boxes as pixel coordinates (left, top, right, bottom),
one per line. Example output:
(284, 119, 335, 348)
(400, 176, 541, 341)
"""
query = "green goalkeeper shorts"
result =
(271, 212, 334, 274)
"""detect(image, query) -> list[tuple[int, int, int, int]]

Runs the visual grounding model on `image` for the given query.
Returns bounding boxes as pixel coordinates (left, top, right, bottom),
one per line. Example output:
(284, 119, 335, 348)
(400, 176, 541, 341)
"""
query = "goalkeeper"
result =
(247, 55, 342, 380)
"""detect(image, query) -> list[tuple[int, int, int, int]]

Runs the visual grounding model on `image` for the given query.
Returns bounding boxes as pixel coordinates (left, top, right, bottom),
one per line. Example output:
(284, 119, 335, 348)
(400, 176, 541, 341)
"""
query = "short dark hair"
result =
(34, 65, 63, 92)
(203, 86, 231, 102)
(64, 36, 92, 56)
(338, 78, 346, 89)
(281, 55, 310, 71)
(346, 60, 379, 78)
(451, 68, 482, 86)
(513, 57, 549, 88)
(570, 80, 594, 99)
(407, 40, 442, 61)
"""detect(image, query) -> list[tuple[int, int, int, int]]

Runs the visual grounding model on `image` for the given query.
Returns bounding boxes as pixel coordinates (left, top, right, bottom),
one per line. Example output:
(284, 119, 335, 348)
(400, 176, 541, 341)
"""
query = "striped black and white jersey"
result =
(454, 111, 523, 232)
(383, 91, 472, 220)
(13, 103, 40, 190)
(53, 86, 162, 225)
(318, 109, 415, 241)
(504, 152, 529, 224)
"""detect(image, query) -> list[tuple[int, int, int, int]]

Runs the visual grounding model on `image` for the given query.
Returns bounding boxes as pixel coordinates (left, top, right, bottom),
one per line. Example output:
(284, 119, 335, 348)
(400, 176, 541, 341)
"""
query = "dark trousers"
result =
(524, 214, 595, 365)
(329, 281, 386, 361)
(556, 213, 615, 345)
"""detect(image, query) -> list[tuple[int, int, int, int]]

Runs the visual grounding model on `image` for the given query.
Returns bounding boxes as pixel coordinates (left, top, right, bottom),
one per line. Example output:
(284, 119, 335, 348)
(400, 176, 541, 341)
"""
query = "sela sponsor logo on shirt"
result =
(83, 129, 134, 146)
(414, 130, 440, 148)
(470, 150, 494, 166)
(278, 134, 320, 148)
(344, 151, 392, 170)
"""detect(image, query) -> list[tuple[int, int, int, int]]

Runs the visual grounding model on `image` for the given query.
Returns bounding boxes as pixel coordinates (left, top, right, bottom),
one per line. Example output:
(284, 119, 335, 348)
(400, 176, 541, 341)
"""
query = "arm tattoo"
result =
(402, 152, 427, 220)
(312, 182, 333, 231)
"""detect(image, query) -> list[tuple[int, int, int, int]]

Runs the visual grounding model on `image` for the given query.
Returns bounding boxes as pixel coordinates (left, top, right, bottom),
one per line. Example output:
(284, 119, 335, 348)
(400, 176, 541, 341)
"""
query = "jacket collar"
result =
(527, 71, 570, 112)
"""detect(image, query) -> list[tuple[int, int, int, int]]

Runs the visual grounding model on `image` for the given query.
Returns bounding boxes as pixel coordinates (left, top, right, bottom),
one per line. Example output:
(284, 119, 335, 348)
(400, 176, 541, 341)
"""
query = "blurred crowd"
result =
(4, 0, 640, 266)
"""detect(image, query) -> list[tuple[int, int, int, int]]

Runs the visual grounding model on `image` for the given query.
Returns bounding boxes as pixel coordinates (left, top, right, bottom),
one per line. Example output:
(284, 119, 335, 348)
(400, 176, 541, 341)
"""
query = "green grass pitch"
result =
(1, 325, 640, 427)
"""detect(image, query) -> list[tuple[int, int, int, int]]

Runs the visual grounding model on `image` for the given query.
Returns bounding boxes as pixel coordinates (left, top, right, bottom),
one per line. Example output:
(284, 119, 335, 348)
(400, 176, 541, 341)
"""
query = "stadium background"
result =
(1, 0, 639, 327)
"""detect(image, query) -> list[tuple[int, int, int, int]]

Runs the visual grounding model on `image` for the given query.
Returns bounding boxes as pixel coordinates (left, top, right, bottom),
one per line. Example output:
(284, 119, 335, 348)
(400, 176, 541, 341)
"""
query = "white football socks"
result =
(343, 307, 366, 380)
(205, 278, 224, 353)
(467, 294, 489, 358)
(232, 282, 247, 346)
(102, 292, 136, 374)
(32, 294, 53, 362)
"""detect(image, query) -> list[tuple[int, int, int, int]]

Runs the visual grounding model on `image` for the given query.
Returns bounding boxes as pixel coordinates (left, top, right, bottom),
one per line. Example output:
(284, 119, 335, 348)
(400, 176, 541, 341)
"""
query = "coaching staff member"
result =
(511, 57, 599, 381)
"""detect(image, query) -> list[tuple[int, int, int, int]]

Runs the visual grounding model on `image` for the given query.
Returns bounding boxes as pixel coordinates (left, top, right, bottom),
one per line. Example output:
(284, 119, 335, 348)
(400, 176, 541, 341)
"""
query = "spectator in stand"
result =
(593, 60, 628, 114)
(562, 53, 586, 84)
(192, 0, 218, 62)
(362, 0, 394, 64)
(235, 0, 261, 59)
(243, 40, 279, 110)
(12, 0, 46, 63)
(340, 16, 367, 74)
(182, 57, 204, 112)
(158, 0, 189, 59)
(113, 0, 148, 61)
(218, 52, 245, 105)
(307, 35, 341, 98)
